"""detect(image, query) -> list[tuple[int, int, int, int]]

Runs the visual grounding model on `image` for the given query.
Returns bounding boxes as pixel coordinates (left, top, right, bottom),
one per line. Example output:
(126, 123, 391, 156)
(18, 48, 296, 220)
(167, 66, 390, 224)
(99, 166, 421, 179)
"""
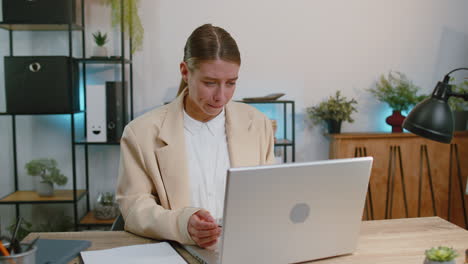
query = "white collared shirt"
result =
(183, 109, 231, 222)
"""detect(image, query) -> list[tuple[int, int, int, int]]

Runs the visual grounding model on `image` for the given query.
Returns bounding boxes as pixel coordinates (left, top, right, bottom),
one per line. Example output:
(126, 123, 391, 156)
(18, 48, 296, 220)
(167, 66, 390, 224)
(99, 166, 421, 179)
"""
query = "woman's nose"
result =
(213, 86, 225, 101)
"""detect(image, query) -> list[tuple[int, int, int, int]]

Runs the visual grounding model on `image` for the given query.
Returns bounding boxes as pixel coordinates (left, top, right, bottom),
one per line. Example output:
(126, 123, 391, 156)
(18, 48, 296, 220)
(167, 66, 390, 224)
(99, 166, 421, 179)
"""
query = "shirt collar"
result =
(183, 108, 225, 136)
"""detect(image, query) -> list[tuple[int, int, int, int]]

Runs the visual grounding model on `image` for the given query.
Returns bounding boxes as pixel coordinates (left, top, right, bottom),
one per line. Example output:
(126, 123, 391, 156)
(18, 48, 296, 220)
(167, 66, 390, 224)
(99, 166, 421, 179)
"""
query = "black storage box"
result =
(5, 56, 80, 114)
(2, 0, 77, 24)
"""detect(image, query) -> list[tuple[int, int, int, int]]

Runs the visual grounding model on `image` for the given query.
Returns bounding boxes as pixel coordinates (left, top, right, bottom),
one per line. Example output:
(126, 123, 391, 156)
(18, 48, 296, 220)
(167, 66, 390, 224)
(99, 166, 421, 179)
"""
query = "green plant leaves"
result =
(103, 0, 144, 54)
(448, 80, 468, 111)
(368, 71, 424, 112)
(307, 91, 358, 125)
(92, 31, 108, 47)
(25, 159, 68, 186)
(425, 246, 458, 261)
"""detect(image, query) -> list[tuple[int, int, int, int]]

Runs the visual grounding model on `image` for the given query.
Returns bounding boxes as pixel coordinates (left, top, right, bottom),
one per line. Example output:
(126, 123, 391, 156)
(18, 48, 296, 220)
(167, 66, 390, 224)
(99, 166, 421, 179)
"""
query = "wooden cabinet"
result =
(329, 132, 468, 229)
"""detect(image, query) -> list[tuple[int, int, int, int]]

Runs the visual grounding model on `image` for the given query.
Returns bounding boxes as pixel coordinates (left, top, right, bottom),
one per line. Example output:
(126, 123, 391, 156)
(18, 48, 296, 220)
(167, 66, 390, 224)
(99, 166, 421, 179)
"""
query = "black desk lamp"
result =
(403, 68, 468, 143)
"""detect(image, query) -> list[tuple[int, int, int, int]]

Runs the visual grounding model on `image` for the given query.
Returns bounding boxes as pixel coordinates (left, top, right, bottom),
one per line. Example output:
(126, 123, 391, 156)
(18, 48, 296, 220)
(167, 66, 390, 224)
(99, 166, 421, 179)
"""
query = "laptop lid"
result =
(219, 157, 373, 264)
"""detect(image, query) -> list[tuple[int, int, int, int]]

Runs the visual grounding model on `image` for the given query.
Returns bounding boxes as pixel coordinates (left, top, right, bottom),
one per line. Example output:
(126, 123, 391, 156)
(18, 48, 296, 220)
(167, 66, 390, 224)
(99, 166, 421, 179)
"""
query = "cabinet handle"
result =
(29, 62, 41, 72)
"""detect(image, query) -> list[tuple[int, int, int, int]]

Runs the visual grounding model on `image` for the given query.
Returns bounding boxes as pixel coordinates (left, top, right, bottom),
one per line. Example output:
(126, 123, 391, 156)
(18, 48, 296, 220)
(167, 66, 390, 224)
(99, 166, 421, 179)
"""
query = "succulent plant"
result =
(92, 31, 108, 47)
(425, 246, 459, 262)
(97, 192, 115, 206)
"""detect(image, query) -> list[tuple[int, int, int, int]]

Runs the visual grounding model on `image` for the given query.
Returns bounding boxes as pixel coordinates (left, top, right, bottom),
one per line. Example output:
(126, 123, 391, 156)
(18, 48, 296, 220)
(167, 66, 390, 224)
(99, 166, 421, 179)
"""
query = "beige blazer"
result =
(116, 91, 275, 244)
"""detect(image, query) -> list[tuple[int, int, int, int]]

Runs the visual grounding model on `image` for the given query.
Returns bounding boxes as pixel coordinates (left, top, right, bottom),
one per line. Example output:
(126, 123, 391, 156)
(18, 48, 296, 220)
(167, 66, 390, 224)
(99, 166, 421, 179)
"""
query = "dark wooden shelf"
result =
(0, 111, 84, 116)
(0, 190, 86, 204)
(240, 100, 294, 104)
(0, 23, 83, 31)
(74, 139, 120, 145)
(275, 139, 293, 146)
(79, 211, 115, 226)
(77, 58, 132, 64)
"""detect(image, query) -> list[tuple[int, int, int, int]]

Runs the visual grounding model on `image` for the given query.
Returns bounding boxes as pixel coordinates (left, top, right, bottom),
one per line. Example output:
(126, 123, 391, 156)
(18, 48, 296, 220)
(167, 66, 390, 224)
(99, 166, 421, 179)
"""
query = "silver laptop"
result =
(183, 157, 373, 264)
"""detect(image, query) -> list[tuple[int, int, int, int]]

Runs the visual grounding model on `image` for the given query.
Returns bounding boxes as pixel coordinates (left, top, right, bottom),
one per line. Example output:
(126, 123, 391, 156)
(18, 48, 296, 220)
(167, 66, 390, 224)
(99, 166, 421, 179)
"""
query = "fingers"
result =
(189, 228, 220, 248)
(188, 225, 221, 239)
(198, 236, 219, 248)
(188, 226, 221, 248)
(189, 214, 217, 230)
(196, 209, 216, 223)
(188, 210, 222, 248)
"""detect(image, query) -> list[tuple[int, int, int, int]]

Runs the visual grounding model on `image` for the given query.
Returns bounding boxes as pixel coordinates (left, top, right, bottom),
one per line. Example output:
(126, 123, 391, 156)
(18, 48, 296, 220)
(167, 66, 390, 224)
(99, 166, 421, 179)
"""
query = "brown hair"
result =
(177, 24, 241, 96)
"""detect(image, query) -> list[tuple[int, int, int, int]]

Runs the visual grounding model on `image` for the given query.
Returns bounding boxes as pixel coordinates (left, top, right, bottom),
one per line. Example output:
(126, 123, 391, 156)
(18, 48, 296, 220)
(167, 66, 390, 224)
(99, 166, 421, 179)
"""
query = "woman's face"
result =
(181, 59, 239, 122)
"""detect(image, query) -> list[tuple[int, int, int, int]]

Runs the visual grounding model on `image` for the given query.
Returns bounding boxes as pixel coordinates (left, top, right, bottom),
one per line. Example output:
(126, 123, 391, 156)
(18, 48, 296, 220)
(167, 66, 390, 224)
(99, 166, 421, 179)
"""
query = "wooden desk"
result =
(24, 217, 468, 264)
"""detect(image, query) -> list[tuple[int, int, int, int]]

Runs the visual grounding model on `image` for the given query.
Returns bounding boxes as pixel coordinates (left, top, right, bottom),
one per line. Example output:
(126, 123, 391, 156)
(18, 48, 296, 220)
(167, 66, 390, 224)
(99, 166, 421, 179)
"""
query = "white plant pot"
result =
(36, 181, 54, 197)
(92, 46, 108, 57)
(424, 258, 455, 264)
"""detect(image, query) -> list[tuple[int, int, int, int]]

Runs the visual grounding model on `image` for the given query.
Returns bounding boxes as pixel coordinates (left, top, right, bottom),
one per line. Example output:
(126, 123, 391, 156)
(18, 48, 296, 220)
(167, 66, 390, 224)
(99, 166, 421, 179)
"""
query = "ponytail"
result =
(177, 78, 187, 96)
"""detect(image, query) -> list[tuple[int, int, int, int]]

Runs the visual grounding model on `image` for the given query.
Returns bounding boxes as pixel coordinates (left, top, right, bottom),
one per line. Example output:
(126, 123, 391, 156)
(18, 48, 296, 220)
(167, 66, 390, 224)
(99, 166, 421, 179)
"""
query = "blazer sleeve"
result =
(116, 126, 199, 244)
(264, 116, 276, 165)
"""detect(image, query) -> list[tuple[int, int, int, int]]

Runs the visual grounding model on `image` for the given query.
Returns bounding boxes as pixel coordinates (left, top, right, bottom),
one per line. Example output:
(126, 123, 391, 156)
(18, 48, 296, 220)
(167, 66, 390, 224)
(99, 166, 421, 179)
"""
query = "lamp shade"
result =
(402, 97, 454, 143)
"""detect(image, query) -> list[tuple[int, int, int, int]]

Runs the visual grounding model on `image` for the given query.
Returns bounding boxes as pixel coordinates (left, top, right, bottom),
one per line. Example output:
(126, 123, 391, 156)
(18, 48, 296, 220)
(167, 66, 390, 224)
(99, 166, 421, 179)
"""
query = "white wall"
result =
(1, 0, 468, 232)
(135, 0, 468, 160)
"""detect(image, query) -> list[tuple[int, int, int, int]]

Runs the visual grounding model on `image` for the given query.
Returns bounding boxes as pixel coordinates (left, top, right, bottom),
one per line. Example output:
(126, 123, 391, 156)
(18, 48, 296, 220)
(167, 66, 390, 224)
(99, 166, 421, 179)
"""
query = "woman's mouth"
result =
(208, 104, 223, 109)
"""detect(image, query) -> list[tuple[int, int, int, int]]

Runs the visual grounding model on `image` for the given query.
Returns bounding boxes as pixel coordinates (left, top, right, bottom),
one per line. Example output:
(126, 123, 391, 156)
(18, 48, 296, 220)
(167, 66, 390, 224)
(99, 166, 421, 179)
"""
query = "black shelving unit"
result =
(0, 0, 134, 230)
(76, 0, 134, 227)
(241, 100, 295, 162)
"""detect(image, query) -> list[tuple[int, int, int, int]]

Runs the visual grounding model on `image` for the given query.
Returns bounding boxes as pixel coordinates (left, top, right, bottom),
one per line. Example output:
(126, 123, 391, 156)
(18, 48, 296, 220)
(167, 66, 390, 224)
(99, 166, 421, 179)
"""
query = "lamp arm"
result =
(443, 67, 468, 82)
(449, 92, 468, 101)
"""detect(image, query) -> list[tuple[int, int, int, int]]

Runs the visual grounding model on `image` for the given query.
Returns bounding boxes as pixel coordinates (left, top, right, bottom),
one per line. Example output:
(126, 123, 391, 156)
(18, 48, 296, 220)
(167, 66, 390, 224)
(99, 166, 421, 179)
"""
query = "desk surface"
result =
(24, 217, 468, 264)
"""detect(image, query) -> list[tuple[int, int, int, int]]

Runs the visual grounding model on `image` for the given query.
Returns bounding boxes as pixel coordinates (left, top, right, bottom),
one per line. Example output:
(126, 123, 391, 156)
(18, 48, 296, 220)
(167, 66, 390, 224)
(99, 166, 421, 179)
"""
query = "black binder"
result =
(106, 81, 127, 142)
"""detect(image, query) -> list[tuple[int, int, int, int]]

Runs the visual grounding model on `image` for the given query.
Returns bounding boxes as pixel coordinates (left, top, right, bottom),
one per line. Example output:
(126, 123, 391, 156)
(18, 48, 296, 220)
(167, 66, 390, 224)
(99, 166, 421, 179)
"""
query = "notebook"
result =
(81, 242, 187, 264)
(36, 239, 91, 264)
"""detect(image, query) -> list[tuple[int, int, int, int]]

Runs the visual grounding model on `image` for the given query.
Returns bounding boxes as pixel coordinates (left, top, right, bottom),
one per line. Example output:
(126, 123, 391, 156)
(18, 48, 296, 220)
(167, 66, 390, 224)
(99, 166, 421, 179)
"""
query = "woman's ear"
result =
(180, 62, 189, 83)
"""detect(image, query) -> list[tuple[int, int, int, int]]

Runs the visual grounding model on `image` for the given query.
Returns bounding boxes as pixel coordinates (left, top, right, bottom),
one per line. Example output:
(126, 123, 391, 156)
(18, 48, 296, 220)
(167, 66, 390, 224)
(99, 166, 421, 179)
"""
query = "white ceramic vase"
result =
(92, 46, 108, 57)
(36, 181, 54, 197)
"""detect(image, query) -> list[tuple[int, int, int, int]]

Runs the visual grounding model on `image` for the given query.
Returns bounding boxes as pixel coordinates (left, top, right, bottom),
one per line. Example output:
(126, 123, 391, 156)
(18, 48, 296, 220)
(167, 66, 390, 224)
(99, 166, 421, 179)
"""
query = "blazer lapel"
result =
(154, 94, 191, 209)
(225, 102, 258, 168)
(154, 98, 258, 209)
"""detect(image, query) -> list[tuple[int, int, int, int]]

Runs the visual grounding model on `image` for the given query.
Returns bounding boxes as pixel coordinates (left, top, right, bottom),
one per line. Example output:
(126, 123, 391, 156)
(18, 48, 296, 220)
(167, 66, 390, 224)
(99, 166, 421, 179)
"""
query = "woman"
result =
(116, 24, 275, 249)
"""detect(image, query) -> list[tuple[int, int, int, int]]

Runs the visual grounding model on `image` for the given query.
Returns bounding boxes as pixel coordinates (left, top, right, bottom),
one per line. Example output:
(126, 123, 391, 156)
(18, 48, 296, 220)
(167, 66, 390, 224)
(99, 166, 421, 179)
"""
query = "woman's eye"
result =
(228, 82, 236, 86)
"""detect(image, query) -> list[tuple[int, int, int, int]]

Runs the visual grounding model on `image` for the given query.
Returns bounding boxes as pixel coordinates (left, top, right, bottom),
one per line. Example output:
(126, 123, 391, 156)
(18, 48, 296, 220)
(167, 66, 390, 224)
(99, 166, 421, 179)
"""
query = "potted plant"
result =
(307, 91, 358, 134)
(368, 71, 426, 133)
(25, 159, 67, 197)
(92, 31, 109, 57)
(94, 192, 119, 220)
(424, 246, 459, 264)
(449, 79, 468, 131)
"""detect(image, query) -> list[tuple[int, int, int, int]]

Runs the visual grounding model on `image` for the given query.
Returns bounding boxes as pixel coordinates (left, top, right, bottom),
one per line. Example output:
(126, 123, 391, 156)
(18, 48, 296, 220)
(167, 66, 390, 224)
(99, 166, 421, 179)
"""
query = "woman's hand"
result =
(188, 209, 221, 248)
